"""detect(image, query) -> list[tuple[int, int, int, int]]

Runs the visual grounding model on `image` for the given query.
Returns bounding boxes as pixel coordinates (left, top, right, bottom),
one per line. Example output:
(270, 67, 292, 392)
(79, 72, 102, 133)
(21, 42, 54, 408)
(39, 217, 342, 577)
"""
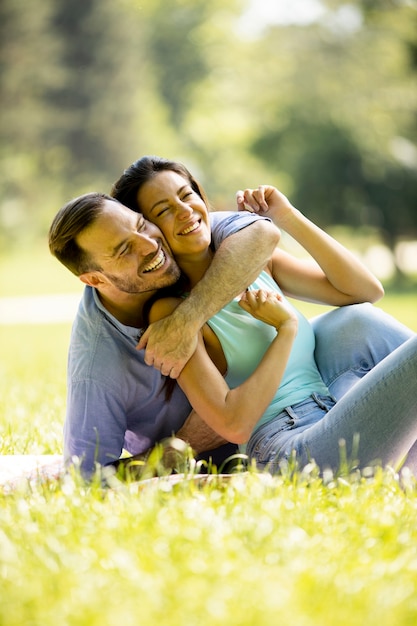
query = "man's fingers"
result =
(137, 328, 149, 351)
(143, 352, 185, 378)
(137, 318, 198, 377)
(159, 361, 183, 379)
(168, 364, 182, 379)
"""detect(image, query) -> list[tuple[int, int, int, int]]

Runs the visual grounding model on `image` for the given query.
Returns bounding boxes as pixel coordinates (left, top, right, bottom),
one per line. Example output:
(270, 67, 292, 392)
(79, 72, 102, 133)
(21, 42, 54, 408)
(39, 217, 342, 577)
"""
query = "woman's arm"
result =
(149, 291, 298, 444)
(138, 218, 280, 378)
(237, 186, 384, 306)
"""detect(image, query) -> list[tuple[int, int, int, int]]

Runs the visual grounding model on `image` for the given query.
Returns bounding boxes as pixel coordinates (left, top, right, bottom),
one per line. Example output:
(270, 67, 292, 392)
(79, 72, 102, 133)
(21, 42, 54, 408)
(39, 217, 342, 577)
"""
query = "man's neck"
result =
(96, 289, 154, 328)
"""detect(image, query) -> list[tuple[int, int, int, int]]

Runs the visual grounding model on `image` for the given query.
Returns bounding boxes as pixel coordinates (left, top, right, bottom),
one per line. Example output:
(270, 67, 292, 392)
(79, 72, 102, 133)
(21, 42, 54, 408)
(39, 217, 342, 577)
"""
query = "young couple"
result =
(49, 156, 417, 477)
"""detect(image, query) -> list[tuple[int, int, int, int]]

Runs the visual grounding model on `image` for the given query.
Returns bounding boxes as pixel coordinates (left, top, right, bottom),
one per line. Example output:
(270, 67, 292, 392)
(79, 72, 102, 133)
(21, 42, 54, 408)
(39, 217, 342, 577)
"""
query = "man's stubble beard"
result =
(104, 263, 181, 295)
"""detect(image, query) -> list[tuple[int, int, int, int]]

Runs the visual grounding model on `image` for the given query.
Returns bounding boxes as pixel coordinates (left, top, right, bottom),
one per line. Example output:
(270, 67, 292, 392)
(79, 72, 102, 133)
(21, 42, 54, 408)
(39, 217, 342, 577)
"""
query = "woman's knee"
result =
(312, 302, 413, 355)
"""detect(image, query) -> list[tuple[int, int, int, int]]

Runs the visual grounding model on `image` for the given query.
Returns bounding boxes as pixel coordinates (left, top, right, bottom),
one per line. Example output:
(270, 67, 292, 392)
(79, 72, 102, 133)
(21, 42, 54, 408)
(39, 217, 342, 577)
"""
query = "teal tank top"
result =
(206, 271, 329, 436)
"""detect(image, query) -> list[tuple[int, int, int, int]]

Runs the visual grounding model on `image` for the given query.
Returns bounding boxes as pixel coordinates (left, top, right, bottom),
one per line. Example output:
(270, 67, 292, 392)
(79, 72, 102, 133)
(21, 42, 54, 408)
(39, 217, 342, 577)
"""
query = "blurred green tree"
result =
(0, 0, 149, 248)
(246, 0, 417, 275)
(0, 0, 415, 270)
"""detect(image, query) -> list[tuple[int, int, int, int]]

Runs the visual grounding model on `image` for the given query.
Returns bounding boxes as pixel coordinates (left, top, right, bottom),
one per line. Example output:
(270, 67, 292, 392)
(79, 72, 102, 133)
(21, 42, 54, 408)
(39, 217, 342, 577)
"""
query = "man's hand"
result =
(137, 310, 199, 378)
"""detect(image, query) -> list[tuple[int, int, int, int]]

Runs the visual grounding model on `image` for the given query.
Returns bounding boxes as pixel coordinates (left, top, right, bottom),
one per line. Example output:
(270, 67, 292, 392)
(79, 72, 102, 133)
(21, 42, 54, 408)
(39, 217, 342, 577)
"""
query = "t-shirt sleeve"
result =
(64, 379, 127, 477)
(209, 210, 271, 250)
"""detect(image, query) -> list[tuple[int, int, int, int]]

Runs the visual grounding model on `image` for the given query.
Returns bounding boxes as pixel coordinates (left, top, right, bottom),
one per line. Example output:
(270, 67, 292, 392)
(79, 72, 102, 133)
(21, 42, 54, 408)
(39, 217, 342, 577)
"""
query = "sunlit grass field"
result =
(1, 246, 417, 626)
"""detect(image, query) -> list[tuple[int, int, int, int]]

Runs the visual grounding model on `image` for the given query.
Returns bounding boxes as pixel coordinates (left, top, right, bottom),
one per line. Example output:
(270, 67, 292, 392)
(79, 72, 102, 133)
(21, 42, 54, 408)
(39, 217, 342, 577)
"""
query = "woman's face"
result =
(136, 170, 211, 257)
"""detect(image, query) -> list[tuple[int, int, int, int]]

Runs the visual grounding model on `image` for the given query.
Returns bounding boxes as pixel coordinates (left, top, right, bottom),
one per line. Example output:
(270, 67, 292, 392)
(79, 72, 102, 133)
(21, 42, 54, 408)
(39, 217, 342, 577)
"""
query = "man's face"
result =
(76, 199, 180, 294)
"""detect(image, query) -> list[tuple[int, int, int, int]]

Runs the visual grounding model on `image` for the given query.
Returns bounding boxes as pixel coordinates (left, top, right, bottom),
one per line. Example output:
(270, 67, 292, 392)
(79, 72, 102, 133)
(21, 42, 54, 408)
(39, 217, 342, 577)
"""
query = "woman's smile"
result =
(178, 219, 202, 236)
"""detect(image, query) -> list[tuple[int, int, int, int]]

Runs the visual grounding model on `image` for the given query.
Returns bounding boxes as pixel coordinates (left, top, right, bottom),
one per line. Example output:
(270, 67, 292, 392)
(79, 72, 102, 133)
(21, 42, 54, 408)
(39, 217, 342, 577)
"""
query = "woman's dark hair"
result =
(48, 192, 114, 276)
(110, 155, 211, 213)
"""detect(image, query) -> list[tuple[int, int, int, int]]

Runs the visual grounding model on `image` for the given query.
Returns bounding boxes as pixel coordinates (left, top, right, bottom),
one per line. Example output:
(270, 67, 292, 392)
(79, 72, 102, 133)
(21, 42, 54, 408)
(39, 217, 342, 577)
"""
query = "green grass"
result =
(1, 245, 417, 625)
(0, 325, 69, 455)
(0, 244, 82, 297)
(1, 468, 417, 626)
(1, 316, 417, 625)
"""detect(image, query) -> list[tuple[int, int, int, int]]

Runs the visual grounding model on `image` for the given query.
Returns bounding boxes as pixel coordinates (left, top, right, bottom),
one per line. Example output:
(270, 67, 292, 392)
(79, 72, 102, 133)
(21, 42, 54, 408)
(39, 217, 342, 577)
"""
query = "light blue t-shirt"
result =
(63, 211, 270, 474)
(206, 271, 329, 439)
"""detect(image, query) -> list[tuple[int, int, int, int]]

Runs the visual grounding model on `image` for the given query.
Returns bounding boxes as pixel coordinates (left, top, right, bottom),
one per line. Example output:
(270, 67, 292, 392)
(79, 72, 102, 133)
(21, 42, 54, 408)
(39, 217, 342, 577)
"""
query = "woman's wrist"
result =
(275, 318, 298, 333)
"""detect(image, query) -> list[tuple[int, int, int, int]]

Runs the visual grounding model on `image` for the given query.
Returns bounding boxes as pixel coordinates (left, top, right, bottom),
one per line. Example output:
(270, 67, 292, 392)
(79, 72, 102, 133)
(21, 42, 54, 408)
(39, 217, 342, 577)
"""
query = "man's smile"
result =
(143, 249, 166, 273)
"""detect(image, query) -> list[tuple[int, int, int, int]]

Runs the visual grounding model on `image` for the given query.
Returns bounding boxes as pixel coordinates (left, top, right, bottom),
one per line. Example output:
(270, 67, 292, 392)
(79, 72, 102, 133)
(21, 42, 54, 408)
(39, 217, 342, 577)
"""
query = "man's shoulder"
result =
(68, 287, 143, 382)
(73, 287, 139, 341)
(71, 287, 107, 339)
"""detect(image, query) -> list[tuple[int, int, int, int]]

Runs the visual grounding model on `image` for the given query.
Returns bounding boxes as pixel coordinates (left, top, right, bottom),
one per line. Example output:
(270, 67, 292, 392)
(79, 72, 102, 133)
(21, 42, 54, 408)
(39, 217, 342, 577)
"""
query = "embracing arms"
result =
(237, 186, 384, 306)
(149, 291, 298, 444)
(138, 217, 280, 377)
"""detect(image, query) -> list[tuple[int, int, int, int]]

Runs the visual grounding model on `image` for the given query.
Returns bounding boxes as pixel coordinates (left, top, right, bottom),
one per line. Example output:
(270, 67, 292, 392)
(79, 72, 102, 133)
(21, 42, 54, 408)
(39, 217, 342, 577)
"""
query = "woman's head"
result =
(111, 155, 210, 213)
(112, 156, 212, 258)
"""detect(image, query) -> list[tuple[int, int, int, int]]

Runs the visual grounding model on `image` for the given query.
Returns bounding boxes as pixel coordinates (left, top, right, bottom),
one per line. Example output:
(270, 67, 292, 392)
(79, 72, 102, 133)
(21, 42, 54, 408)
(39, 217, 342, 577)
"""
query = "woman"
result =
(114, 156, 417, 474)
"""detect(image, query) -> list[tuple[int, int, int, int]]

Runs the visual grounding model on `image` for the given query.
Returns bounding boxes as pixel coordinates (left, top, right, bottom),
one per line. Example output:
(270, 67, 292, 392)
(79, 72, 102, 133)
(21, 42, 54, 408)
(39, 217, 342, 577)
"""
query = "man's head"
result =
(111, 155, 210, 213)
(49, 192, 180, 295)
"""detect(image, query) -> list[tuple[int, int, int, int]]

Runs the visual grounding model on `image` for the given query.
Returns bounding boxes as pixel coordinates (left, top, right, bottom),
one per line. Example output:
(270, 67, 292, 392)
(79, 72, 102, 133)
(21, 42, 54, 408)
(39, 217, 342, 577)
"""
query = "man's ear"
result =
(79, 271, 105, 288)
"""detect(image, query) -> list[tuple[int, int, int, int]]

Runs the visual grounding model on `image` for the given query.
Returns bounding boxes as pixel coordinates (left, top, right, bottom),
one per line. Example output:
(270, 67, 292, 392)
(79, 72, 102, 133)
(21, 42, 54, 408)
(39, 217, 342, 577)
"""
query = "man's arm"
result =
(110, 412, 229, 480)
(138, 217, 280, 377)
(175, 410, 229, 452)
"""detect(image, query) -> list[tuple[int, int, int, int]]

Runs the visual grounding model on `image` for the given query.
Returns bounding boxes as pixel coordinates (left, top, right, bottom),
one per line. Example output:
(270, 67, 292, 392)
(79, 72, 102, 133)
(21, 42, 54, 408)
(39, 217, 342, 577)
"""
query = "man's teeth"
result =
(180, 222, 199, 235)
(143, 250, 165, 272)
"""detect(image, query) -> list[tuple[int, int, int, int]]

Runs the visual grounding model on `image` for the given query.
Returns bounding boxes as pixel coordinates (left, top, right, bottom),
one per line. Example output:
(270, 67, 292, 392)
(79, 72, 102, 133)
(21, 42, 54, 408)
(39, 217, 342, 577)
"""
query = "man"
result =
(48, 192, 279, 476)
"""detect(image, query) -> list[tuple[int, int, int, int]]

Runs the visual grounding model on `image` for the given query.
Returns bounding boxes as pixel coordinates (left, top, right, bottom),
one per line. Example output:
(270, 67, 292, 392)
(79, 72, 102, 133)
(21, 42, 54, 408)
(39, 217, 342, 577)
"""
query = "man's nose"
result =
(134, 231, 159, 254)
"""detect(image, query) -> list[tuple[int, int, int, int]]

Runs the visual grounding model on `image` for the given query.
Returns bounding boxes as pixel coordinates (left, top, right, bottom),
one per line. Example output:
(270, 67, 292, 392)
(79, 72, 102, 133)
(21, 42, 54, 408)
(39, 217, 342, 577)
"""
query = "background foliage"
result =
(1, 6, 416, 621)
(1, 0, 416, 281)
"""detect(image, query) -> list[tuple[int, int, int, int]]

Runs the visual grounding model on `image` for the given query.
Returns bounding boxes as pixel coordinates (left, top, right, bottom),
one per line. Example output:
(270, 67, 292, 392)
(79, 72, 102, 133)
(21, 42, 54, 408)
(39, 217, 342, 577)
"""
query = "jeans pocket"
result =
(248, 415, 294, 465)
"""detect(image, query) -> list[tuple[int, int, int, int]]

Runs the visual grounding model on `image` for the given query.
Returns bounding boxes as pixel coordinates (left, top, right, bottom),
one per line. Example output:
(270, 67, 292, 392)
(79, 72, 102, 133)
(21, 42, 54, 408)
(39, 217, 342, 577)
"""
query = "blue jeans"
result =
(246, 303, 417, 473)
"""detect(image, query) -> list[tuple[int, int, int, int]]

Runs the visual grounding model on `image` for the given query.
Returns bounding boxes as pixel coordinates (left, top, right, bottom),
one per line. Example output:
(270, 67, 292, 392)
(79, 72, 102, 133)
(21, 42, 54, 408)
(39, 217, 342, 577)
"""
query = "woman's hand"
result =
(236, 185, 293, 229)
(238, 289, 298, 331)
(237, 184, 384, 306)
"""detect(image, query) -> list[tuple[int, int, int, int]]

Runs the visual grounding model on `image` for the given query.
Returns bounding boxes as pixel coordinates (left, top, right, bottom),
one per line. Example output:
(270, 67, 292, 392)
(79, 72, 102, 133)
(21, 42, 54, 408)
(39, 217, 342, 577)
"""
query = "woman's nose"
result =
(176, 202, 193, 219)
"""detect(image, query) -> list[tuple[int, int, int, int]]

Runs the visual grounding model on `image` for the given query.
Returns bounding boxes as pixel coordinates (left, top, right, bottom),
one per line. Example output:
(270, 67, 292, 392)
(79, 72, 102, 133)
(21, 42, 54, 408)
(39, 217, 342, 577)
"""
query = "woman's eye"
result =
(156, 207, 169, 217)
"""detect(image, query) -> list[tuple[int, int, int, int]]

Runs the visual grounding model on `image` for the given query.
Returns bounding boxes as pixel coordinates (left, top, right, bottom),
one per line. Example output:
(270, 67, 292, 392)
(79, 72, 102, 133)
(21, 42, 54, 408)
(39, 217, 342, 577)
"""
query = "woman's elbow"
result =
(346, 279, 385, 305)
(369, 281, 385, 303)
(222, 422, 252, 445)
(208, 406, 255, 444)
(356, 281, 385, 304)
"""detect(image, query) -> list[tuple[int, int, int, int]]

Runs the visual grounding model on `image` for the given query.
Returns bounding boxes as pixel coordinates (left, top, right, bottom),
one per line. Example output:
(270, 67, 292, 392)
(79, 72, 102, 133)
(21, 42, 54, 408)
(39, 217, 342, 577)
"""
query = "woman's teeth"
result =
(180, 221, 199, 235)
